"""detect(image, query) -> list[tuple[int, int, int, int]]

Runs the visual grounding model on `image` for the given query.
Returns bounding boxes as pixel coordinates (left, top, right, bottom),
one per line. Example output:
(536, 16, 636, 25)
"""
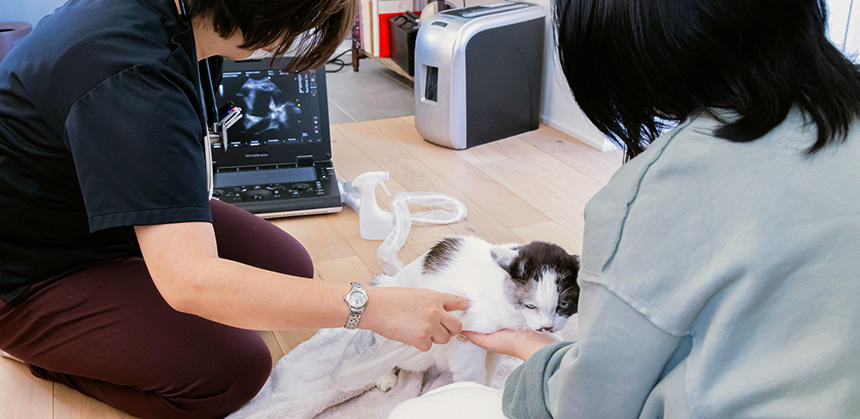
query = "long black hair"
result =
(555, 0, 860, 160)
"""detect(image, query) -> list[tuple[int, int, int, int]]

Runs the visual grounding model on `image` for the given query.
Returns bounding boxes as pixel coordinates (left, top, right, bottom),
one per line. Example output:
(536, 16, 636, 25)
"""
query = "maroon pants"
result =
(0, 200, 313, 418)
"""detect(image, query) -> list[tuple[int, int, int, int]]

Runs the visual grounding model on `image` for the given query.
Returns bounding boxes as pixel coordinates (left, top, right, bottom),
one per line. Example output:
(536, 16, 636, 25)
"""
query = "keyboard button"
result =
(244, 189, 273, 201)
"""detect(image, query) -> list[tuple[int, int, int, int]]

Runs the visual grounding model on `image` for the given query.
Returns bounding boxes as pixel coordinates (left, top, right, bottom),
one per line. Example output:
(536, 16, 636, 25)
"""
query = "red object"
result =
(378, 11, 421, 57)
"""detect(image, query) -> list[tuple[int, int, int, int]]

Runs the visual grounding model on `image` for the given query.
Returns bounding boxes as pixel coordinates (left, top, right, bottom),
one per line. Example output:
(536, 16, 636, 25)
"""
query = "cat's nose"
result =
(538, 326, 554, 332)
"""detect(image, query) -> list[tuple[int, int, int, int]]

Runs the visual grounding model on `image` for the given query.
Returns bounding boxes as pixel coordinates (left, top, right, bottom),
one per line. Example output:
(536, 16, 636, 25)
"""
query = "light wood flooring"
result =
(0, 116, 621, 418)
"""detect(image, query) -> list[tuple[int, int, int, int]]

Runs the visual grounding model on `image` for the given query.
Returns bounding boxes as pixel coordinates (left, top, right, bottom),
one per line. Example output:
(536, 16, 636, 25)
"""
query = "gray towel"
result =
(229, 328, 521, 419)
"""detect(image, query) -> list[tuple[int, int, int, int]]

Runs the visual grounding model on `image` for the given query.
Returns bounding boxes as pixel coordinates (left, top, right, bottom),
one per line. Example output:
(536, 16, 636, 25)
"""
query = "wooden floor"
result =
(0, 116, 621, 418)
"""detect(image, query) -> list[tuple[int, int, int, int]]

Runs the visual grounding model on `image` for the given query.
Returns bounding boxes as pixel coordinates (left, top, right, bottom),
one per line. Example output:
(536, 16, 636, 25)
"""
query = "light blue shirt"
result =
(503, 109, 860, 418)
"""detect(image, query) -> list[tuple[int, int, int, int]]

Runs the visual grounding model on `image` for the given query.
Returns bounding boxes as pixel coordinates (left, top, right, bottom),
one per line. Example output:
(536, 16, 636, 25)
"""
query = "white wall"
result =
(526, 0, 614, 151)
(828, 0, 859, 61)
(528, 0, 860, 151)
(0, 0, 67, 26)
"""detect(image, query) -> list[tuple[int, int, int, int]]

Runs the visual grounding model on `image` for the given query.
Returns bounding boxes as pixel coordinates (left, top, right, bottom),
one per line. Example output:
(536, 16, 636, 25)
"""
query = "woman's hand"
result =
(463, 329, 560, 361)
(361, 286, 470, 352)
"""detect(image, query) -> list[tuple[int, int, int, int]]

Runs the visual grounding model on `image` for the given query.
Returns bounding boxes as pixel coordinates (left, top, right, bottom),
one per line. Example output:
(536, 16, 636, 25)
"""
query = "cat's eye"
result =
(523, 303, 537, 310)
(558, 302, 570, 310)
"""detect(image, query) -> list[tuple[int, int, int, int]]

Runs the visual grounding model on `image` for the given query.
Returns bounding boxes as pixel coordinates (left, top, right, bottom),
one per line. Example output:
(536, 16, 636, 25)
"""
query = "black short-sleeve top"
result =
(0, 0, 212, 302)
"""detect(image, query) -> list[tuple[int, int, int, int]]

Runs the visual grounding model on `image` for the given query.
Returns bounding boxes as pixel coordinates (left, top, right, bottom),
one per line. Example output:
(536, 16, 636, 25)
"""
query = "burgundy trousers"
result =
(0, 199, 314, 418)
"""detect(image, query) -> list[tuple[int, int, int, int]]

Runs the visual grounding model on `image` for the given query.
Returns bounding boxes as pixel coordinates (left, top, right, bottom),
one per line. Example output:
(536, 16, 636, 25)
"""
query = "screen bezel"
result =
(213, 58, 333, 167)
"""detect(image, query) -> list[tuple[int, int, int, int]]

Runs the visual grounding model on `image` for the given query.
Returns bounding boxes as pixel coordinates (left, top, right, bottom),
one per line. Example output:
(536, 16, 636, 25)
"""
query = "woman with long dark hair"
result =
(393, 0, 860, 417)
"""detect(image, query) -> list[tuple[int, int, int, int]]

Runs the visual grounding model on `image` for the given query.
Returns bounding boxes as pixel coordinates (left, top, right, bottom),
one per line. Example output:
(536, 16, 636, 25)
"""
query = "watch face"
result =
(348, 291, 367, 307)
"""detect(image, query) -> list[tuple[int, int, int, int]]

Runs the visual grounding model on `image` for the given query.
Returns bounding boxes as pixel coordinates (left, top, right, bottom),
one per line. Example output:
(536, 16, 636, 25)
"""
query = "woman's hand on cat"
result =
(462, 329, 560, 361)
(361, 286, 470, 352)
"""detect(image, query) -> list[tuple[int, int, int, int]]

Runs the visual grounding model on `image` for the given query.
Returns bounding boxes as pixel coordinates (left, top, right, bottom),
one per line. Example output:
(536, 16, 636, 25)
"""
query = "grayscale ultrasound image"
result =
(218, 69, 322, 145)
(236, 76, 302, 135)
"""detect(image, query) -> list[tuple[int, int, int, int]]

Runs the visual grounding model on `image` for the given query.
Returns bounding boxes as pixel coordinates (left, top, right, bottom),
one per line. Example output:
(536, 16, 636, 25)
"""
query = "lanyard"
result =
(176, 0, 242, 199)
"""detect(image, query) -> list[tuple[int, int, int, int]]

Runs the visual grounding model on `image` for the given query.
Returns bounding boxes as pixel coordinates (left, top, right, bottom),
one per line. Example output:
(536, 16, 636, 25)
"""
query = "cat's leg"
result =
(448, 340, 490, 385)
(376, 367, 400, 392)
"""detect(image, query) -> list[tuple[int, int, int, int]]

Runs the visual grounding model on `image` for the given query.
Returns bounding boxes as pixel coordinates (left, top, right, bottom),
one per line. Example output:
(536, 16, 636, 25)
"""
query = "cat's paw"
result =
(376, 372, 398, 392)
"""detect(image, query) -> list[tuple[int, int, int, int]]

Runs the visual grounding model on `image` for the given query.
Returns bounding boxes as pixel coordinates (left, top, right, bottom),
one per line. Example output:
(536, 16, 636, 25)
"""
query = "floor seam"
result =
(330, 101, 359, 122)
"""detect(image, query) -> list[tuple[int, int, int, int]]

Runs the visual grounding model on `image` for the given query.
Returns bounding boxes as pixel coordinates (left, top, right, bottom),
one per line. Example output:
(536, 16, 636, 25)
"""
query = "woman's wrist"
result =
(355, 286, 381, 331)
(514, 332, 560, 360)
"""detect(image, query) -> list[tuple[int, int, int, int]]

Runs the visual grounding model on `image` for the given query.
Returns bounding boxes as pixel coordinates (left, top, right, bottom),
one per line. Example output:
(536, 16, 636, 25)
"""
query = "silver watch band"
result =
(344, 282, 367, 329)
(345, 312, 362, 329)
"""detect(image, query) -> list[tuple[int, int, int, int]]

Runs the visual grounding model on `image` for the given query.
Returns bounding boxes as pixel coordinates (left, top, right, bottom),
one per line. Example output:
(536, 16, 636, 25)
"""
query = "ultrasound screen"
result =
(218, 68, 323, 146)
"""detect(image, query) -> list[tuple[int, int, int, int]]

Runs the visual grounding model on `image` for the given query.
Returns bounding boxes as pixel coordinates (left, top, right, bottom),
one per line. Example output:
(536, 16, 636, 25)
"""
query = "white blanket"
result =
(229, 328, 522, 419)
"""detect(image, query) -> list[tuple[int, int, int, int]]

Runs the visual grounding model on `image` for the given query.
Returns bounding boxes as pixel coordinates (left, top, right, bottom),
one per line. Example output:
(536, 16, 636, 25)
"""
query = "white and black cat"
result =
(333, 236, 580, 392)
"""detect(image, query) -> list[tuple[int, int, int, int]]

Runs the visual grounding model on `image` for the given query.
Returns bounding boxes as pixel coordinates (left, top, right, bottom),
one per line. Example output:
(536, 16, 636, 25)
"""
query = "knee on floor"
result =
(164, 332, 272, 417)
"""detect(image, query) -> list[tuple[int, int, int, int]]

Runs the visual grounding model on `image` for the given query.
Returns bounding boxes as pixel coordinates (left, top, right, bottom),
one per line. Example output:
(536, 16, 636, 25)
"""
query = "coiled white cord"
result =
(377, 192, 468, 275)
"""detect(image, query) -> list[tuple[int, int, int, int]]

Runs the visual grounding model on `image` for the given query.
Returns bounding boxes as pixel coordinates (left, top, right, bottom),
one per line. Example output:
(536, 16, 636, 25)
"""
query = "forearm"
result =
(166, 257, 353, 331)
(135, 222, 468, 349)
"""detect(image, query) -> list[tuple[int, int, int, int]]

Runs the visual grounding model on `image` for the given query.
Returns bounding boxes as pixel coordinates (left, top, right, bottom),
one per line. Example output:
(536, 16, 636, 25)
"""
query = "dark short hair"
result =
(554, 0, 860, 160)
(187, 0, 355, 72)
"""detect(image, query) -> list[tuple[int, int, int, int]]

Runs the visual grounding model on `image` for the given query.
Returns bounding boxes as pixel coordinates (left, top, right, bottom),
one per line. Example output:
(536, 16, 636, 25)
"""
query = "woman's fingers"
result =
(461, 330, 515, 351)
(363, 287, 470, 352)
(440, 312, 463, 336)
(431, 292, 467, 345)
(441, 293, 470, 312)
(462, 329, 561, 360)
(413, 339, 432, 352)
(430, 324, 453, 345)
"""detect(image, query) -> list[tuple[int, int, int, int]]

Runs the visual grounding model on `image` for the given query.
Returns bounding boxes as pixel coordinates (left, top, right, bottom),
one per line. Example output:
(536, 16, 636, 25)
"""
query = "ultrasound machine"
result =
(209, 59, 342, 218)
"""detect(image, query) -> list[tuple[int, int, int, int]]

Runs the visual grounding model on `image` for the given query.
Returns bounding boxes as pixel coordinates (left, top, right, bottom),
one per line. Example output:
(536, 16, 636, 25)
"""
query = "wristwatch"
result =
(344, 282, 368, 329)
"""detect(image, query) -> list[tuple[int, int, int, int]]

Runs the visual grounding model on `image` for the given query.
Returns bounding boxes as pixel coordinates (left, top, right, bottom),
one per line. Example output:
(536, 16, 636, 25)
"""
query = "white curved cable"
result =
(377, 192, 468, 276)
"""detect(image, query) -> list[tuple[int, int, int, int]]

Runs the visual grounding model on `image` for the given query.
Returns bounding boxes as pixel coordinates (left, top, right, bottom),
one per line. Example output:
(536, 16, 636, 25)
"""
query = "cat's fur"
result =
(336, 236, 580, 391)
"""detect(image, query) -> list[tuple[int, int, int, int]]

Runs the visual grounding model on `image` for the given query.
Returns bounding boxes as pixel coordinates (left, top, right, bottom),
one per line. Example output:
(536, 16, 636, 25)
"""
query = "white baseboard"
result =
(540, 116, 617, 152)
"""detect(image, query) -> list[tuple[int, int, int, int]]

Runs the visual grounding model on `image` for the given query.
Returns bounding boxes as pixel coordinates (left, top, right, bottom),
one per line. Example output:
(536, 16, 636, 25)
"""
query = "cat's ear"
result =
(490, 245, 520, 271)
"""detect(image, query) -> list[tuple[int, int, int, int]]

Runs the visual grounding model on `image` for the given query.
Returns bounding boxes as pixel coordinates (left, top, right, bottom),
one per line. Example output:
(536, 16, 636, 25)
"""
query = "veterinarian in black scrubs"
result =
(0, 1, 467, 417)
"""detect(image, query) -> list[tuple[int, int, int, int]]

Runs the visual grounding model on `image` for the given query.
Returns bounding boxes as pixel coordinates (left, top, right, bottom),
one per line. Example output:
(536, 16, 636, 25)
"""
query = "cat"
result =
(332, 236, 580, 392)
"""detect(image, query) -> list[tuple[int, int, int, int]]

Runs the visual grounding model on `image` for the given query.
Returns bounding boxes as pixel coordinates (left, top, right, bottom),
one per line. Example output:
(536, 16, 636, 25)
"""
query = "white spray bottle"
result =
(350, 171, 394, 240)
